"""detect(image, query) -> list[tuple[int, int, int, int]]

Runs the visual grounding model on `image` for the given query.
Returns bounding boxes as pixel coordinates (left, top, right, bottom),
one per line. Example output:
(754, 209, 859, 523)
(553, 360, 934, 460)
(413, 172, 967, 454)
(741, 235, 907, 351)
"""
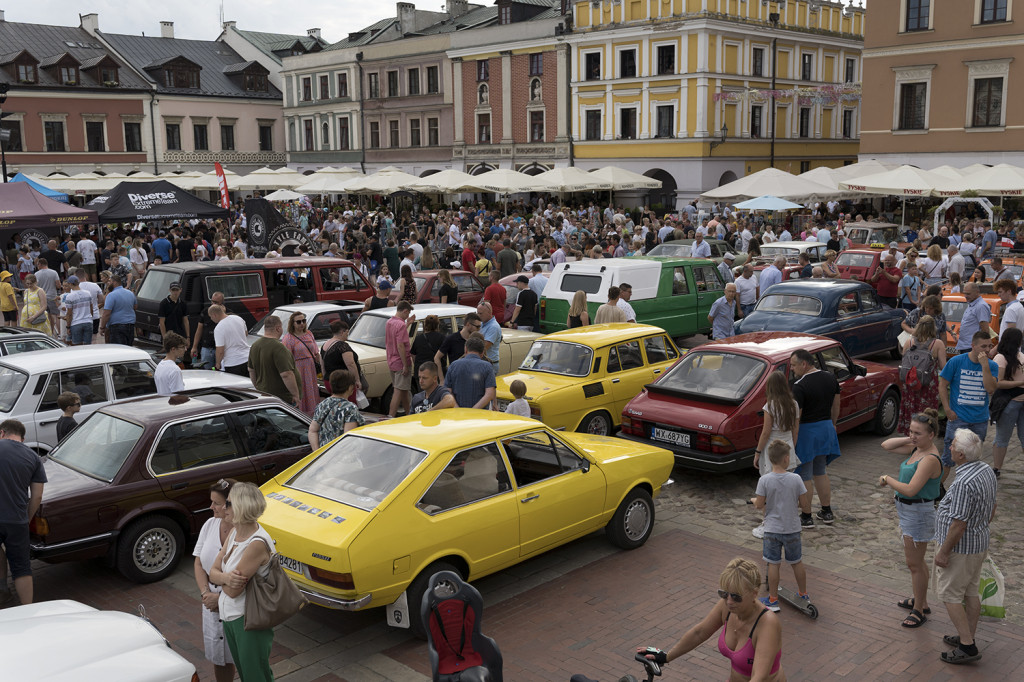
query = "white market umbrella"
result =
(159, 171, 203, 191)
(294, 167, 364, 194)
(237, 166, 301, 191)
(832, 159, 896, 181)
(733, 195, 803, 211)
(404, 169, 480, 193)
(701, 167, 837, 203)
(120, 172, 160, 182)
(930, 165, 967, 180)
(190, 168, 241, 191)
(932, 164, 1024, 199)
(341, 166, 420, 196)
(798, 166, 843, 190)
(470, 168, 547, 194)
(839, 165, 953, 196)
(960, 163, 992, 175)
(533, 166, 612, 193)
(263, 188, 305, 201)
(588, 166, 662, 190)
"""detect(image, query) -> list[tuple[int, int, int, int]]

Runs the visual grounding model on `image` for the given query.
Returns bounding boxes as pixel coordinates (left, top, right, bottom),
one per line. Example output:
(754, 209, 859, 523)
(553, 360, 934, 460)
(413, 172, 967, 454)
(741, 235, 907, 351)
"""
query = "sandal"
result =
(943, 635, 961, 647)
(897, 597, 931, 615)
(941, 647, 981, 665)
(901, 609, 927, 628)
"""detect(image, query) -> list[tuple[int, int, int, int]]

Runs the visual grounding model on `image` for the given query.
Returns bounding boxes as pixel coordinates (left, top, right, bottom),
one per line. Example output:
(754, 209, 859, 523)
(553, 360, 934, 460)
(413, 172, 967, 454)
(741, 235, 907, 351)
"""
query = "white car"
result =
(1, 600, 197, 681)
(737, 241, 829, 284)
(246, 301, 364, 351)
(0, 346, 252, 453)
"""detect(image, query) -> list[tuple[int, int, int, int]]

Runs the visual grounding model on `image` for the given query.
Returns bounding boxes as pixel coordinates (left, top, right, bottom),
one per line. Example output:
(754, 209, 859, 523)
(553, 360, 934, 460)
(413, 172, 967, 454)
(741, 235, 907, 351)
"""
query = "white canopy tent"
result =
(588, 166, 663, 190)
(237, 166, 302, 191)
(294, 167, 364, 194)
(404, 169, 481, 193)
(701, 167, 836, 203)
(262, 189, 305, 202)
(340, 166, 421, 195)
(469, 169, 548, 194)
(533, 166, 612, 193)
(190, 168, 242, 191)
(839, 165, 960, 225)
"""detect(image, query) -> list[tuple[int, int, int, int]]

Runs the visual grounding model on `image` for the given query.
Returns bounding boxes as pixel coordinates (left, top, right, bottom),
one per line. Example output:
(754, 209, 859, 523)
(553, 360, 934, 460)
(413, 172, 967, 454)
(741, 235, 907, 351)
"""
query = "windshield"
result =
(348, 313, 389, 348)
(942, 301, 968, 323)
(286, 434, 427, 511)
(50, 412, 143, 481)
(756, 294, 823, 316)
(657, 351, 767, 402)
(760, 246, 800, 257)
(648, 243, 691, 257)
(519, 340, 593, 376)
(0, 366, 26, 413)
(837, 253, 875, 268)
(137, 269, 180, 301)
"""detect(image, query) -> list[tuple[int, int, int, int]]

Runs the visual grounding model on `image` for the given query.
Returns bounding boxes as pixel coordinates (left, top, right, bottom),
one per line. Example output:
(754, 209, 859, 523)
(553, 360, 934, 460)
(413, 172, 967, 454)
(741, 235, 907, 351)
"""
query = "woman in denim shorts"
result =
(879, 409, 943, 629)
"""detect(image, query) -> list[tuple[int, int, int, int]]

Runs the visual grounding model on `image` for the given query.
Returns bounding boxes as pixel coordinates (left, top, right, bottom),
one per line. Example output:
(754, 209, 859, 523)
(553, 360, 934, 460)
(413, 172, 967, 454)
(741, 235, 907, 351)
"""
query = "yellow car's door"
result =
(606, 340, 656, 420)
(502, 431, 606, 557)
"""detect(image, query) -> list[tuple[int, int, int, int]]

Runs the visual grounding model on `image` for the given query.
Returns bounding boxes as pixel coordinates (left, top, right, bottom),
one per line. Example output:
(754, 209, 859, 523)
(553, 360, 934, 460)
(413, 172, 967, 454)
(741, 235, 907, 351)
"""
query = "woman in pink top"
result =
(641, 558, 785, 681)
(282, 311, 321, 415)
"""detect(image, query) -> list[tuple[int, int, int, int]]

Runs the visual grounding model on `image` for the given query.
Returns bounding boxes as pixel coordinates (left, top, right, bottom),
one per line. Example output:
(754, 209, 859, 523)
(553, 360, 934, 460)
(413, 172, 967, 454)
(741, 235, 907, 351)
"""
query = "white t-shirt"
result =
(213, 315, 251, 368)
(65, 289, 94, 327)
(129, 247, 147, 270)
(504, 398, 531, 418)
(735, 275, 758, 305)
(616, 298, 637, 322)
(1000, 300, 1024, 336)
(154, 359, 184, 395)
(79, 281, 102, 320)
(77, 239, 97, 265)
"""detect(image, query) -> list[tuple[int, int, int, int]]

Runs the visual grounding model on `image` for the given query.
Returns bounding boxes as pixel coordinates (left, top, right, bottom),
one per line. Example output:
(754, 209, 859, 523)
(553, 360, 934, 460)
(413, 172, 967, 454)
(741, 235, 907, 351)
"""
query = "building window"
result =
(369, 121, 380, 148)
(752, 48, 764, 77)
(339, 119, 350, 150)
(322, 122, 330, 146)
(585, 53, 601, 81)
(477, 60, 489, 81)
(428, 117, 439, 146)
(259, 124, 273, 151)
(981, 0, 1008, 23)
(619, 49, 637, 78)
(656, 45, 675, 75)
(800, 161, 811, 174)
(585, 110, 601, 140)
(60, 65, 78, 85)
(368, 73, 380, 98)
(842, 109, 854, 138)
(477, 113, 491, 143)
(530, 111, 544, 142)
(898, 82, 928, 129)
(529, 53, 543, 76)
(124, 122, 142, 152)
(85, 121, 105, 152)
(408, 68, 420, 95)
(478, 83, 489, 104)
(751, 105, 763, 138)
(1, 120, 22, 151)
(100, 66, 118, 83)
(16, 62, 36, 83)
(655, 106, 673, 138)
(972, 77, 1003, 127)
(410, 119, 421, 147)
(302, 77, 312, 101)
(193, 123, 208, 150)
(244, 72, 268, 92)
(426, 66, 439, 93)
(845, 58, 856, 83)
(165, 123, 181, 151)
(387, 71, 399, 97)
(164, 66, 199, 89)
(801, 54, 813, 81)
(338, 73, 348, 97)
(499, 4, 511, 24)
(620, 108, 637, 139)
(221, 124, 235, 151)
(389, 120, 400, 147)
(799, 108, 811, 137)
(44, 121, 66, 151)
(906, 0, 930, 31)
(530, 78, 541, 101)
(304, 120, 314, 150)
(320, 75, 329, 99)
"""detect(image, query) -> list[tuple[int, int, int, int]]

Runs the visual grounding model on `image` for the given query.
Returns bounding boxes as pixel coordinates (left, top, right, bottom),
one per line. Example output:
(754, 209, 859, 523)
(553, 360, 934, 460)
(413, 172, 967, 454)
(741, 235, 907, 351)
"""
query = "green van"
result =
(538, 257, 726, 337)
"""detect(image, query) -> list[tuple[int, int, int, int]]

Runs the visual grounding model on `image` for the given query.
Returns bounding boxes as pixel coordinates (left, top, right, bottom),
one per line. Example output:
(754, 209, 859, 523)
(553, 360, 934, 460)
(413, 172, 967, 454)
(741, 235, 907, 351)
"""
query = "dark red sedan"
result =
(617, 332, 901, 472)
(388, 269, 484, 306)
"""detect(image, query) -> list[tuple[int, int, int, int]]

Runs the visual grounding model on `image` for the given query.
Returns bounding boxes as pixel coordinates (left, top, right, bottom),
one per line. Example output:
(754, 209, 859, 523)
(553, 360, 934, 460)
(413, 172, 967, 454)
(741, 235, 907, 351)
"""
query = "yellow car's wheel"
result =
(606, 488, 654, 550)
(579, 411, 612, 436)
(407, 560, 461, 640)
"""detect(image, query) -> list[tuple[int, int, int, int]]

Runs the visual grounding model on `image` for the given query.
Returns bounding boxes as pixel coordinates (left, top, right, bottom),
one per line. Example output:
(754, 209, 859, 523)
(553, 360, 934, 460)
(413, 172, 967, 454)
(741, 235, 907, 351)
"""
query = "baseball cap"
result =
(377, 278, 393, 289)
(888, 241, 898, 248)
(66, 275, 80, 285)
(169, 281, 182, 290)
(516, 275, 530, 284)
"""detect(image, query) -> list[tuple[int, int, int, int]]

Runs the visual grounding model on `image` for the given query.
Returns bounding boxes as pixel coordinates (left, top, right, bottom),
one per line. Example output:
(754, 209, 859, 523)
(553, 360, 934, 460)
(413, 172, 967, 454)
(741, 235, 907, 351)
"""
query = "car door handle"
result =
(39, 419, 57, 426)
(170, 482, 189, 490)
(611, 378, 620, 384)
(261, 463, 277, 471)
(520, 495, 539, 503)
(653, 369, 662, 374)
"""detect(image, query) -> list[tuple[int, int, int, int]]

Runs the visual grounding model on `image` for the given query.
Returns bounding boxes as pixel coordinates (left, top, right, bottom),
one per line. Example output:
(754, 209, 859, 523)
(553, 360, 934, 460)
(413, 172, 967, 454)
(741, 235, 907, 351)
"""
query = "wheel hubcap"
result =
(588, 416, 609, 435)
(623, 500, 651, 541)
(134, 528, 176, 574)
(882, 396, 898, 430)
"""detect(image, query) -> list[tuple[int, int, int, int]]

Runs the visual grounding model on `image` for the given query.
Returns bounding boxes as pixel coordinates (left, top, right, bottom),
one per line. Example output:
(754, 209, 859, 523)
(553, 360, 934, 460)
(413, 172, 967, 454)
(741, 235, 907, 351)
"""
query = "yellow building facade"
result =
(567, 0, 865, 207)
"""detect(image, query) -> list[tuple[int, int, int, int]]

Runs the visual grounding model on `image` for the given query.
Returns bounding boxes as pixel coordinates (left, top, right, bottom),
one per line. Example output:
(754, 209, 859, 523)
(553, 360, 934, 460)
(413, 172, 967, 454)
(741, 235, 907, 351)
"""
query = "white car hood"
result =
(0, 600, 196, 681)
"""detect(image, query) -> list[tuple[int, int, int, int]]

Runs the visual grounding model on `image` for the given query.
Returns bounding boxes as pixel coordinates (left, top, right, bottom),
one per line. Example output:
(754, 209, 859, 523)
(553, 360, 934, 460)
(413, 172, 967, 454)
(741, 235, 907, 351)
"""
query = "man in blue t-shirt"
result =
(100, 275, 137, 346)
(443, 336, 496, 409)
(152, 232, 172, 262)
(939, 330, 997, 473)
(978, 220, 998, 260)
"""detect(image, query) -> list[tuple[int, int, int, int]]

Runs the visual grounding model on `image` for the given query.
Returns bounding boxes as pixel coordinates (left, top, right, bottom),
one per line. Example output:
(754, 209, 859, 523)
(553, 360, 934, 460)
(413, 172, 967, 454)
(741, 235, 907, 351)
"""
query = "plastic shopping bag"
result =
(979, 557, 1006, 618)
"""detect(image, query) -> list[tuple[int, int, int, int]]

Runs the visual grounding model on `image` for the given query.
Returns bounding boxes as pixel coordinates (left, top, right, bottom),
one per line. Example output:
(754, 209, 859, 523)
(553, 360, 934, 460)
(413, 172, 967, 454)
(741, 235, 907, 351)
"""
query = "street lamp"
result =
(710, 124, 728, 154)
(768, 12, 780, 168)
(0, 83, 9, 183)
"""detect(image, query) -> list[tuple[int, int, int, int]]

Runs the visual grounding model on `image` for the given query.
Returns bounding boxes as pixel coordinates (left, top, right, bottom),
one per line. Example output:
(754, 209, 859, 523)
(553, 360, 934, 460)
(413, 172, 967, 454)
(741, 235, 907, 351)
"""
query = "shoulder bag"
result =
(244, 537, 309, 631)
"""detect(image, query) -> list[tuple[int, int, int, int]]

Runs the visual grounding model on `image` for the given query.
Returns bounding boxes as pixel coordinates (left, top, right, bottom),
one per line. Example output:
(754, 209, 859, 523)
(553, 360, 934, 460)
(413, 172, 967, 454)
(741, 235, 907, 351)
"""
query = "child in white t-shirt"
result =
(504, 379, 531, 418)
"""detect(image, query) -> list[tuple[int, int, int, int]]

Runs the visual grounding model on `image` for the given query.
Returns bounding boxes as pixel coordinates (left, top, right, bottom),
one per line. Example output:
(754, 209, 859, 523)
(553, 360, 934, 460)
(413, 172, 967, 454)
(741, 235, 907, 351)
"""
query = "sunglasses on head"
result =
(718, 589, 743, 602)
(213, 478, 231, 491)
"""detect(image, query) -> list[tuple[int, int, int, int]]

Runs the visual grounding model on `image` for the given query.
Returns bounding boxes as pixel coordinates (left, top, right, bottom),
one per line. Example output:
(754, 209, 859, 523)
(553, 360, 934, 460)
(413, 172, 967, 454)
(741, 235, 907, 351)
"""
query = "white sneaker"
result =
(752, 524, 765, 539)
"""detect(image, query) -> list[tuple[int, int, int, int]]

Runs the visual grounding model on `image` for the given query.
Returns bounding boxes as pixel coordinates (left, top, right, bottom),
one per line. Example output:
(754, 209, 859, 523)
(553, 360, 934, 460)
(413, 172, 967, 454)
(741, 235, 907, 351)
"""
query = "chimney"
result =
(160, 21, 174, 39)
(223, 20, 237, 30)
(0, 10, 5, 22)
(446, 0, 469, 18)
(80, 12, 99, 34)
(307, 27, 321, 39)
(396, 2, 416, 34)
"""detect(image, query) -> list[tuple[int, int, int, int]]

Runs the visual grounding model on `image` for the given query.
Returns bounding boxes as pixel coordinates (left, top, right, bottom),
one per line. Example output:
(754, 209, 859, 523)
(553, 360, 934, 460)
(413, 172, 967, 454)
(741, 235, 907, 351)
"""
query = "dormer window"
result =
(499, 4, 512, 24)
(17, 63, 36, 83)
(60, 65, 78, 85)
(165, 66, 200, 88)
(2, 50, 40, 84)
(100, 66, 118, 83)
(244, 72, 268, 92)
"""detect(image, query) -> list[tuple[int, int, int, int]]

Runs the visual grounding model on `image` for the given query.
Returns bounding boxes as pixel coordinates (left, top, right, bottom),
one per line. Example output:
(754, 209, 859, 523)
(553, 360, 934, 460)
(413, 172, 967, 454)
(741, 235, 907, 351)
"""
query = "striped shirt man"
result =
(935, 460, 998, 555)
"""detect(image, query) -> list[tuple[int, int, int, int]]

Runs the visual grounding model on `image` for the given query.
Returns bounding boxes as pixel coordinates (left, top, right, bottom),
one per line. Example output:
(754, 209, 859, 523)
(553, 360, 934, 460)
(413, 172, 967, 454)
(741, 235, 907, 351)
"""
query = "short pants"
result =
(895, 498, 936, 544)
(0, 522, 31, 578)
(391, 369, 412, 391)
(934, 551, 986, 604)
(763, 531, 802, 565)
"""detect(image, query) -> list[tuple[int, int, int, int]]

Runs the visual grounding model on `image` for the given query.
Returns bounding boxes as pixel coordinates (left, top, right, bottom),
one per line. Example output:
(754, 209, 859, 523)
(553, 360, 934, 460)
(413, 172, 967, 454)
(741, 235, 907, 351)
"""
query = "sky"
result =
(9, 1, 866, 42)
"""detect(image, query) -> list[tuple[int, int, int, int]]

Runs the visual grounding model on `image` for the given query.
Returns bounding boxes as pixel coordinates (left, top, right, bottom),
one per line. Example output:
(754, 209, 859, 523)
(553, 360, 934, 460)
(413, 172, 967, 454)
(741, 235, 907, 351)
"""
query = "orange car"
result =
(939, 293, 1003, 354)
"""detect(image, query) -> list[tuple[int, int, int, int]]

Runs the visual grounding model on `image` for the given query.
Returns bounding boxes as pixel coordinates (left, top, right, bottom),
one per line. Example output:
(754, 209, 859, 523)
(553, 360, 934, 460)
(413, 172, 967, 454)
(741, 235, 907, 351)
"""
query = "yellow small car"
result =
(494, 324, 682, 435)
(258, 409, 673, 637)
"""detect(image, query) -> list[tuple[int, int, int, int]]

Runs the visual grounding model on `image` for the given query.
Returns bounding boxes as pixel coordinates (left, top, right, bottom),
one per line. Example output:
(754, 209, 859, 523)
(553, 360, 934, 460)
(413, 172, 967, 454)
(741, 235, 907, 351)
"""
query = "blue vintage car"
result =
(734, 280, 907, 359)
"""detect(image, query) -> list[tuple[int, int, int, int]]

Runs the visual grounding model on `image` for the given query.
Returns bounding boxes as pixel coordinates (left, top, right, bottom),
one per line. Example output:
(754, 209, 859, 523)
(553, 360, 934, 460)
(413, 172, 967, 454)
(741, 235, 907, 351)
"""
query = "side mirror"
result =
(853, 364, 867, 377)
(580, 458, 591, 473)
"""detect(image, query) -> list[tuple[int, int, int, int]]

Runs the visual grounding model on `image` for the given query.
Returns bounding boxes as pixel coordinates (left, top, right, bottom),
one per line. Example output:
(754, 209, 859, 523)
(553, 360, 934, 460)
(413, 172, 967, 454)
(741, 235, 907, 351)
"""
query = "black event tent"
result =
(86, 180, 229, 223)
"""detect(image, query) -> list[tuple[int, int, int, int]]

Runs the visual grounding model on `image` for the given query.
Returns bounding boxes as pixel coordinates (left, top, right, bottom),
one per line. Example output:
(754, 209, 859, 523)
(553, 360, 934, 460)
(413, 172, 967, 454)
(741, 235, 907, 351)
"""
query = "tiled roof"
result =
(232, 28, 328, 64)
(324, 17, 398, 50)
(100, 31, 282, 99)
(413, 6, 499, 35)
(0, 20, 149, 90)
(509, 0, 558, 7)
(222, 60, 260, 75)
(38, 52, 77, 68)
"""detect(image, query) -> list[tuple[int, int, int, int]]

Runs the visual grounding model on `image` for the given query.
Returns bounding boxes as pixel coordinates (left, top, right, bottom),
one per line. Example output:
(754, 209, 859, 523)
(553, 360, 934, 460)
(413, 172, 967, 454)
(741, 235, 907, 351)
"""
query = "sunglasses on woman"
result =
(718, 589, 743, 602)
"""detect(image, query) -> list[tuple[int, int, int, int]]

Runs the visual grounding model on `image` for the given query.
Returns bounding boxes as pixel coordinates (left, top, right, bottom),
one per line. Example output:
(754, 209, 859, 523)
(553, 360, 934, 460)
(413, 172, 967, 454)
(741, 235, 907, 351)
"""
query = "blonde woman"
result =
(821, 250, 840, 278)
(437, 269, 459, 304)
(19, 274, 52, 335)
(920, 244, 946, 285)
(567, 290, 590, 328)
(128, 238, 147, 285)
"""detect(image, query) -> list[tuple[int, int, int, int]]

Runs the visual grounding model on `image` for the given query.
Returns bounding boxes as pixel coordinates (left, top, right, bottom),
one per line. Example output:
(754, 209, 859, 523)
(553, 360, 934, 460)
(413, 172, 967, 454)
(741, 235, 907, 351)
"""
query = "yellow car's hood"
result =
(347, 342, 388, 365)
(494, 370, 585, 399)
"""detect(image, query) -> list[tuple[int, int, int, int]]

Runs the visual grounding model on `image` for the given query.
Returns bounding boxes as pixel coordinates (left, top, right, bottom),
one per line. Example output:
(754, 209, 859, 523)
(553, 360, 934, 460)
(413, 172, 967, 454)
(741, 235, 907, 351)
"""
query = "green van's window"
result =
(207, 273, 263, 299)
(695, 265, 724, 292)
(559, 273, 602, 295)
(671, 267, 690, 295)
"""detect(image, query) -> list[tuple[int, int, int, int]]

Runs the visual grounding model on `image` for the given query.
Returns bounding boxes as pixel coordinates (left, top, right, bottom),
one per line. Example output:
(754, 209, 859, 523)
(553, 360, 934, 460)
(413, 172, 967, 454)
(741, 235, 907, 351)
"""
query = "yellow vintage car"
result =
(494, 324, 682, 435)
(258, 409, 673, 637)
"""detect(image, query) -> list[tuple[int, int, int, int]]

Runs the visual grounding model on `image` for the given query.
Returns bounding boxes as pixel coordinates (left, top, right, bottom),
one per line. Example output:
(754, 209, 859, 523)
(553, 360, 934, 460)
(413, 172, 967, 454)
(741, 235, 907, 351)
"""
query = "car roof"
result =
(761, 241, 824, 249)
(348, 408, 542, 451)
(361, 303, 478, 318)
(146, 257, 358, 274)
(762, 279, 868, 295)
(542, 323, 669, 347)
(0, 326, 51, 338)
(412, 269, 473, 277)
(0, 345, 151, 372)
(696, 332, 838, 359)
(271, 302, 364, 314)
(99, 388, 290, 423)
